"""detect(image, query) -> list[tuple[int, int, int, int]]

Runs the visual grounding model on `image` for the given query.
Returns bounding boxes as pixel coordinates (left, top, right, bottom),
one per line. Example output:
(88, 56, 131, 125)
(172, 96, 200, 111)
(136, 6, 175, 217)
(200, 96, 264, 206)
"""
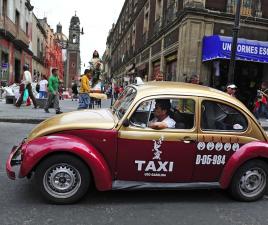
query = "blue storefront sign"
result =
(202, 35, 268, 63)
(1, 63, 8, 69)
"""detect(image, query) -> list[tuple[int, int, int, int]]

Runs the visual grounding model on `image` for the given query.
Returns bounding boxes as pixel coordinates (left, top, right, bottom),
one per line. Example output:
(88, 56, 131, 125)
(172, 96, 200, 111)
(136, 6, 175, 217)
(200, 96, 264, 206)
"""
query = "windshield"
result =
(112, 86, 137, 120)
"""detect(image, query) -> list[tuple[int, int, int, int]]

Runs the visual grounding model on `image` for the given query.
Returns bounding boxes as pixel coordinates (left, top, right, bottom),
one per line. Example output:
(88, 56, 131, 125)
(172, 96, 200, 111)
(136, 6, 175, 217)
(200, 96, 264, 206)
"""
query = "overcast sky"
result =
(31, 0, 125, 72)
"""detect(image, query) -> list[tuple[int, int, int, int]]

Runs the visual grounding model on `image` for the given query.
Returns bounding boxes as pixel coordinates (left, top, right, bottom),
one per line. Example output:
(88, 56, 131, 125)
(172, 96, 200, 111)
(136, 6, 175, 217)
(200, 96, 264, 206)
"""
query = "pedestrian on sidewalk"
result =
(254, 81, 268, 120)
(226, 84, 237, 98)
(154, 71, 164, 81)
(15, 65, 38, 108)
(44, 68, 63, 114)
(39, 75, 48, 98)
(71, 82, 78, 101)
(78, 69, 92, 109)
(59, 82, 64, 100)
(189, 74, 203, 85)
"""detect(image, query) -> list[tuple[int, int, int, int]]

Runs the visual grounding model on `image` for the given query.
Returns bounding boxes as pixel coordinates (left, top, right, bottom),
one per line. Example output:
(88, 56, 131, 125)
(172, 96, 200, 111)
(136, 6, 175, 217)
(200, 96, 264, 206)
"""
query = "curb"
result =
(0, 118, 45, 124)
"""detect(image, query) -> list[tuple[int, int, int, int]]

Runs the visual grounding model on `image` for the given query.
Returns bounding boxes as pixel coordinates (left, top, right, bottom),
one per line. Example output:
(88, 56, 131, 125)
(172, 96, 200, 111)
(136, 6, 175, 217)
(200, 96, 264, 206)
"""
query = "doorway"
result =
(15, 59, 21, 83)
(212, 60, 263, 110)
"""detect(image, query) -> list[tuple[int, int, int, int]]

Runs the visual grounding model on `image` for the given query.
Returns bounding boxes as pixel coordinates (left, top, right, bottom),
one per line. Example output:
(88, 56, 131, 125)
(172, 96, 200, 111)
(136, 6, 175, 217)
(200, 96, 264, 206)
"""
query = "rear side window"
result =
(201, 100, 248, 132)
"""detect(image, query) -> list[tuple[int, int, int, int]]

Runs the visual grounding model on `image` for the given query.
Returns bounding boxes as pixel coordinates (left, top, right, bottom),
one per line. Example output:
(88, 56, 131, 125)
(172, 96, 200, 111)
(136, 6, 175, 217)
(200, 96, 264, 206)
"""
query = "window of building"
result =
(228, 0, 262, 17)
(134, 0, 138, 13)
(155, 0, 163, 20)
(143, 11, 149, 34)
(127, 34, 131, 53)
(2, 0, 7, 16)
(15, 10, 20, 30)
(26, 22, 29, 36)
(37, 38, 40, 55)
(132, 24, 136, 49)
(72, 34, 77, 43)
(167, 0, 176, 7)
(165, 0, 178, 25)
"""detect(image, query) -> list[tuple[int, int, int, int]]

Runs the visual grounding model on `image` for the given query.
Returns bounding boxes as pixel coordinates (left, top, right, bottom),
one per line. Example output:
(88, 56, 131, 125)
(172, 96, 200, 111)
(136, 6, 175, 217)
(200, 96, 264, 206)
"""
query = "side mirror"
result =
(123, 119, 130, 127)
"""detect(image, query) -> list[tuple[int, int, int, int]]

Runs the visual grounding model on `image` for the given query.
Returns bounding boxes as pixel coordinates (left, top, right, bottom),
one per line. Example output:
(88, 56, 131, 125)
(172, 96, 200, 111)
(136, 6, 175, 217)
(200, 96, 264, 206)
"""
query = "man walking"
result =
(78, 69, 92, 109)
(16, 64, 38, 108)
(44, 68, 62, 114)
(39, 75, 48, 98)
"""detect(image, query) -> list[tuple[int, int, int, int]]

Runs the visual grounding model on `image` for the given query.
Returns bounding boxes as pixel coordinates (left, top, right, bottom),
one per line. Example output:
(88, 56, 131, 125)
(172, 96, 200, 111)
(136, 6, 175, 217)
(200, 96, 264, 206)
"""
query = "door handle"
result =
(182, 136, 195, 144)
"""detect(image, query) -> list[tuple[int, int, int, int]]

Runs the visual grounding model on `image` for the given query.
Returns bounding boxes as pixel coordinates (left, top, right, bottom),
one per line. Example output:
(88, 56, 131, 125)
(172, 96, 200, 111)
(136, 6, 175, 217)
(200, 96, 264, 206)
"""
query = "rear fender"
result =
(220, 141, 268, 189)
(20, 134, 112, 191)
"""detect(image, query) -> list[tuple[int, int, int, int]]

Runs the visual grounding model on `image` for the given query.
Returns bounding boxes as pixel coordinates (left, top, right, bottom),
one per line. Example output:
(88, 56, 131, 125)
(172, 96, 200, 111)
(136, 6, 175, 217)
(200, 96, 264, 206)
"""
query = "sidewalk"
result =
(0, 98, 112, 124)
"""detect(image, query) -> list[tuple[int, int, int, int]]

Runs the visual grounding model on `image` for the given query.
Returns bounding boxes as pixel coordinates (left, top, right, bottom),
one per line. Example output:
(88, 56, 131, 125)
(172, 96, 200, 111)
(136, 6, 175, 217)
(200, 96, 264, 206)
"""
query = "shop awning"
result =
(202, 35, 268, 63)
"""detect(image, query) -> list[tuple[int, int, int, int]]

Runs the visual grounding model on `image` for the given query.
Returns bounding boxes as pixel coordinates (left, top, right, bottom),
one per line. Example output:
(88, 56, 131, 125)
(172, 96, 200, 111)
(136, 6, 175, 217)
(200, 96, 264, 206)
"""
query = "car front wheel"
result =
(230, 160, 268, 202)
(35, 154, 90, 204)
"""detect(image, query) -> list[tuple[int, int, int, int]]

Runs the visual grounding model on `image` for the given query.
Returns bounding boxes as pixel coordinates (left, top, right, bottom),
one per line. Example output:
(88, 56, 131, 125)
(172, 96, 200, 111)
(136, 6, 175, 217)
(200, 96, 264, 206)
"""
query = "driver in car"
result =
(148, 99, 176, 130)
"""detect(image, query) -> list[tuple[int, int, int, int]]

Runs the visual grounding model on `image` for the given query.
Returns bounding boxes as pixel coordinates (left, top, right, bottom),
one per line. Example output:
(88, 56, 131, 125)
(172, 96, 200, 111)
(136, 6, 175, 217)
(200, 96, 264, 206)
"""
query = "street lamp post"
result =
(227, 0, 242, 84)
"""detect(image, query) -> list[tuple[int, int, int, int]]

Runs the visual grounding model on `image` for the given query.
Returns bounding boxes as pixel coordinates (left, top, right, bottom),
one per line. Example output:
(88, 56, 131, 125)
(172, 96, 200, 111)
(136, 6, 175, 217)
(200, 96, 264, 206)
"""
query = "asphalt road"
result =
(1, 122, 268, 225)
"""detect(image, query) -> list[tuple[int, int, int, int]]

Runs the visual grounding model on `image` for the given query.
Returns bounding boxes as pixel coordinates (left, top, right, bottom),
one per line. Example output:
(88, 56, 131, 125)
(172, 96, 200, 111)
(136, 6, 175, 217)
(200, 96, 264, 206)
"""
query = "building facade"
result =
(106, 0, 268, 105)
(0, 0, 66, 86)
(31, 14, 46, 81)
(0, 0, 33, 85)
(39, 18, 64, 81)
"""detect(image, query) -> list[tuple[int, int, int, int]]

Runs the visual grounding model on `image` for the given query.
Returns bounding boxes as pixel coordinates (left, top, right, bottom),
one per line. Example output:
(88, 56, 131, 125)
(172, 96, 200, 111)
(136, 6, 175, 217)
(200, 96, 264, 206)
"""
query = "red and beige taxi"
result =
(6, 82, 268, 203)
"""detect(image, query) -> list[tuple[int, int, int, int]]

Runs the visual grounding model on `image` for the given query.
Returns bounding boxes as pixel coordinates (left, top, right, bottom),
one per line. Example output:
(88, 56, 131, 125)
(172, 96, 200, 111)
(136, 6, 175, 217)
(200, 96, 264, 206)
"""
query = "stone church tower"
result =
(66, 13, 81, 88)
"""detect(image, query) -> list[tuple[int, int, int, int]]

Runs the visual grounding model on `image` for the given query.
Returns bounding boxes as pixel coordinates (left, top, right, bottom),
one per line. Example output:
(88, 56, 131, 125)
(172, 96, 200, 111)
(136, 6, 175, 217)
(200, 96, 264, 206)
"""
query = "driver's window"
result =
(201, 100, 248, 132)
(130, 98, 195, 129)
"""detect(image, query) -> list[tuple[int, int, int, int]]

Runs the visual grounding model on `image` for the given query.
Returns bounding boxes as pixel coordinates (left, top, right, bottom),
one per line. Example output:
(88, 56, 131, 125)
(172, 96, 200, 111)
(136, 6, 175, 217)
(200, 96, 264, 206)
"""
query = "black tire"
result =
(35, 154, 91, 204)
(229, 160, 268, 202)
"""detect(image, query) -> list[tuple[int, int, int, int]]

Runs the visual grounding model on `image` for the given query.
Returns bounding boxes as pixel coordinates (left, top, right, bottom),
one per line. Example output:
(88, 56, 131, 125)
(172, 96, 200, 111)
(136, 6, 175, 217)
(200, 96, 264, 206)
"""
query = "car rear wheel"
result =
(35, 154, 90, 204)
(230, 160, 268, 202)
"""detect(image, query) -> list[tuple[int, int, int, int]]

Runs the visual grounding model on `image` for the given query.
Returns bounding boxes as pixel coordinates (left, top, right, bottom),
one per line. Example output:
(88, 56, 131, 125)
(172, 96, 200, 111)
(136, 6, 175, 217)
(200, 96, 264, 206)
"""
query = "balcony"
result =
(0, 16, 29, 46)
(15, 28, 29, 46)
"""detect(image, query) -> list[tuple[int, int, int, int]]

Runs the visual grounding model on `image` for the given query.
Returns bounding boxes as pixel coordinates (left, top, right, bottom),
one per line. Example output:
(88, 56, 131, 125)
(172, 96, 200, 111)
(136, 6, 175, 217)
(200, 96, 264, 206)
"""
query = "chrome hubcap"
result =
(239, 168, 266, 198)
(43, 164, 81, 199)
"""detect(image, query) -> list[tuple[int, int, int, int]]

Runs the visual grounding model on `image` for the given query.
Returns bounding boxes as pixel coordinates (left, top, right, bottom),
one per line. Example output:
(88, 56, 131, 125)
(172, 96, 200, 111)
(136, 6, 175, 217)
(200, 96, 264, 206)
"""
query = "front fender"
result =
(220, 141, 268, 189)
(20, 134, 112, 191)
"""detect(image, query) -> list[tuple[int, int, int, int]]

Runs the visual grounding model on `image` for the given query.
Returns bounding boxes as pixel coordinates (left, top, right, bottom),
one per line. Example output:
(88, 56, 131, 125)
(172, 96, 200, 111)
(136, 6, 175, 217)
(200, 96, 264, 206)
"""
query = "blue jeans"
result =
(78, 93, 91, 109)
(39, 91, 47, 98)
(254, 103, 268, 119)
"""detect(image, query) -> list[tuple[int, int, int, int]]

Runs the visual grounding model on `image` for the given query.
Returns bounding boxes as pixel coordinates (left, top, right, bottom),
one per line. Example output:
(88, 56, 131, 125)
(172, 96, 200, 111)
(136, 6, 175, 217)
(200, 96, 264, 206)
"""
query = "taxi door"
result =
(193, 97, 262, 182)
(116, 97, 198, 183)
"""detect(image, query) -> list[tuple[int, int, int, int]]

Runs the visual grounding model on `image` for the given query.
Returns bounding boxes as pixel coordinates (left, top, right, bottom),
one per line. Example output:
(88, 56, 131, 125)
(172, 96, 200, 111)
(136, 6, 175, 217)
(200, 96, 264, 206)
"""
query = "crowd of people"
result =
(13, 56, 268, 122)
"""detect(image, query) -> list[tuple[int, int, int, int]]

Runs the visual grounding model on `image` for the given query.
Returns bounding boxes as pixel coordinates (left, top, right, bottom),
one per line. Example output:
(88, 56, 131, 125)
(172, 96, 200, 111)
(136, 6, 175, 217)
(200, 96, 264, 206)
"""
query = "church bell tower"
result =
(66, 13, 81, 88)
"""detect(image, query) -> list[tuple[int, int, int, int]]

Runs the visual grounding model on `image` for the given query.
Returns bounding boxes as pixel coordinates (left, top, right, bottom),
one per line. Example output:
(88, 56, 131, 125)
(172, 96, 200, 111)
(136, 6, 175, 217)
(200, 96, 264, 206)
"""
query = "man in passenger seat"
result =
(149, 99, 176, 130)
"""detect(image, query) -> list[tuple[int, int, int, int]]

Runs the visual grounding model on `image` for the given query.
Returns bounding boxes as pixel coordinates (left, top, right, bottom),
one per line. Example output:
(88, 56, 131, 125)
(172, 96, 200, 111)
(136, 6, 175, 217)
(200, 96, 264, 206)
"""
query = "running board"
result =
(112, 181, 220, 191)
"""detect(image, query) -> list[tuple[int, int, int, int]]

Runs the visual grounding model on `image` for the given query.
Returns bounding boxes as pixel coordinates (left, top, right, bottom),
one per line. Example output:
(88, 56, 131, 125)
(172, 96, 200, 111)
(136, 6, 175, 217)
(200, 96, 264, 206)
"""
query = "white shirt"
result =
(39, 79, 48, 92)
(23, 71, 32, 84)
(151, 116, 176, 128)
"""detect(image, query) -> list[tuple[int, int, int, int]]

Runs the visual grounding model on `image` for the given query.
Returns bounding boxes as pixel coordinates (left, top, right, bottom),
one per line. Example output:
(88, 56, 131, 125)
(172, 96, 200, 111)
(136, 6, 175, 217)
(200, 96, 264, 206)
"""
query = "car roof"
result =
(131, 81, 249, 113)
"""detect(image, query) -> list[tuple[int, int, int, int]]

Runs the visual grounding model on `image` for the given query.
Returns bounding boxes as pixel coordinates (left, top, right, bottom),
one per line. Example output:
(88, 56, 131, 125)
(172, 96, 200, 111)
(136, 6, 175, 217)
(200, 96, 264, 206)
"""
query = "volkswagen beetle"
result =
(6, 82, 268, 204)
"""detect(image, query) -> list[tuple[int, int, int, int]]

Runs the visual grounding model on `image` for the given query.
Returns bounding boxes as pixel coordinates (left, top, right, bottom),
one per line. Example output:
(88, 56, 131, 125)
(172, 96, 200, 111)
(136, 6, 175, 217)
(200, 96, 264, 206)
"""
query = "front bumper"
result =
(6, 143, 23, 180)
